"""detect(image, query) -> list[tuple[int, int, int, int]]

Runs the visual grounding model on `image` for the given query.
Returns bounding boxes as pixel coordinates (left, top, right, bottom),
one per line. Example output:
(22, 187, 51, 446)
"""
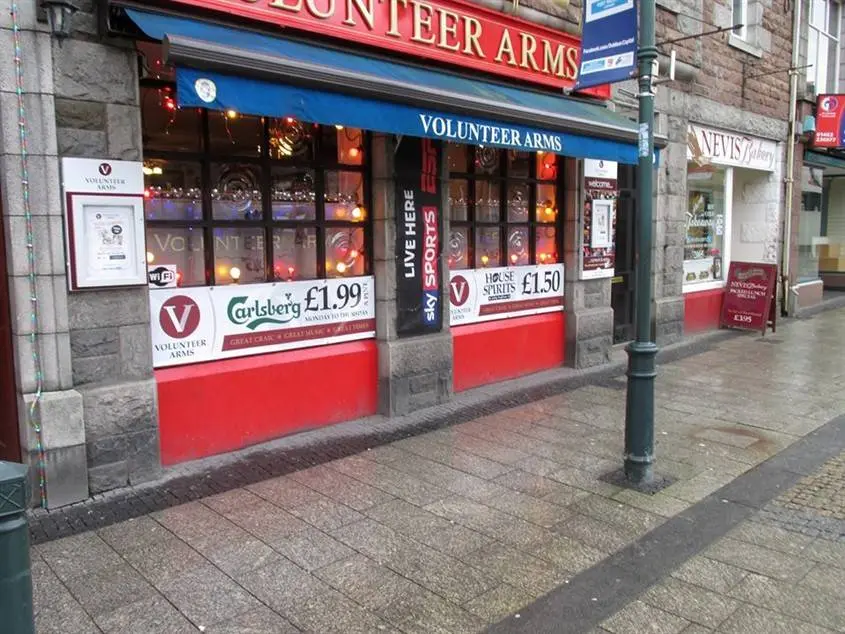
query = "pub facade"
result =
(0, 0, 791, 508)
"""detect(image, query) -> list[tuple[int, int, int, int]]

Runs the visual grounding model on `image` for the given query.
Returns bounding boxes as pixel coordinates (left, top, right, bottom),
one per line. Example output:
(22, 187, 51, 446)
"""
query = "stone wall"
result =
(0, 4, 87, 507)
(0, 4, 159, 506)
(373, 135, 453, 415)
(52, 6, 160, 495)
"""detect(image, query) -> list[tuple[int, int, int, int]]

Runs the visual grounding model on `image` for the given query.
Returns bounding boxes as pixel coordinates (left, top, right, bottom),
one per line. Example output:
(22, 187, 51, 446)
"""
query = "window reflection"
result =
(268, 118, 316, 162)
(208, 111, 263, 157)
(449, 180, 469, 222)
(271, 168, 316, 221)
(211, 163, 263, 221)
(143, 160, 203, 221)
(325, 171, 366, 221)
(273, 227, 317, 281)
(507, 226, 529, 265)
(535, 226, 558, 264)
(326, 227, 365, 277)
(475, 181, 499, 222)
(145, 227, 205, 286)
(475, 226, 501, 268)
(140, 86, 201, 153)
(537, 152, 558, 181)
(507, 184, 529, 222)
(537, 184, 558, 222)
(448, 227, 470, 270)
(323, 125, 364, 165)
(213, 227, 265, 284)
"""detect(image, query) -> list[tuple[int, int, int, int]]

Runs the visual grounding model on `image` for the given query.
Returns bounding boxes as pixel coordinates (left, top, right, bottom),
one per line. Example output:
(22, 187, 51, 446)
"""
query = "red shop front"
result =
(110, 0, 643, 464)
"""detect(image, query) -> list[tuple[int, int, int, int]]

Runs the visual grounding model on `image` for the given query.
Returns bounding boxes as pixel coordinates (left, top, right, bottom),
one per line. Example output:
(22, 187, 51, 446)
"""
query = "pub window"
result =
(447, 144, 561, 270)
(141, 85, 371, 286)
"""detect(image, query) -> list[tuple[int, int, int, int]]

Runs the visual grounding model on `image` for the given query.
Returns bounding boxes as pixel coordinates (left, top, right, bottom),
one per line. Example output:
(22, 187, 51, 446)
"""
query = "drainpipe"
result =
(782, 0, 802, 315)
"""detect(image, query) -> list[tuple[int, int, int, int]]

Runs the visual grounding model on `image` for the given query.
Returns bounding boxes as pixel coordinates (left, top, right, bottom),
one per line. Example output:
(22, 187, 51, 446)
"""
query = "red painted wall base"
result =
(453, 313, 565, 393)
(156, 340, 378, 465)
(684, 288, 725, 334)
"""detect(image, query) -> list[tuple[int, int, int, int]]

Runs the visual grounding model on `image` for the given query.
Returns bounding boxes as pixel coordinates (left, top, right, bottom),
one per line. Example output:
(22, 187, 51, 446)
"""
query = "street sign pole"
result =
(624, 0, 658, 484)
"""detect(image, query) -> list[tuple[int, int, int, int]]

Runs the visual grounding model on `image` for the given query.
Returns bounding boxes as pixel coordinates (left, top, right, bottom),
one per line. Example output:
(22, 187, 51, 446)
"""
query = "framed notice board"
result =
(720, 262, 778, 335)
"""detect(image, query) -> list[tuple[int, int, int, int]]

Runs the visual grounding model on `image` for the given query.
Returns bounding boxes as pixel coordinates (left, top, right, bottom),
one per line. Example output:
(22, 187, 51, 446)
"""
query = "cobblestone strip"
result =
(754, 451, 845, 542)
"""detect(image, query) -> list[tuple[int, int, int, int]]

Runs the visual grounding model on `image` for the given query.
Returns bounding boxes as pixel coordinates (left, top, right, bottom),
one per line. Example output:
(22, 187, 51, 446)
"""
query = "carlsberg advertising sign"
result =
(149, 276, 375, 368)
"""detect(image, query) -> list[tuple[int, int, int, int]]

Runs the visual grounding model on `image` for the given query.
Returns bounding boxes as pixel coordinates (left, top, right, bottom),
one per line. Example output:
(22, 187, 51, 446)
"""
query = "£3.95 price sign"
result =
(449, 264, 564, 326)
(149, 276, 375, 368)
(720, 262, 777, 335)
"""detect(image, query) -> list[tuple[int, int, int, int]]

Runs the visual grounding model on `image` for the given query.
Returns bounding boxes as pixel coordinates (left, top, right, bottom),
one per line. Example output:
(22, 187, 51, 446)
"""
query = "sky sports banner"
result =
(449, 264, 564, 326)
(149, 277, 375, 368)
(395, 137, 442, 337)
(575, 0, 638, 91)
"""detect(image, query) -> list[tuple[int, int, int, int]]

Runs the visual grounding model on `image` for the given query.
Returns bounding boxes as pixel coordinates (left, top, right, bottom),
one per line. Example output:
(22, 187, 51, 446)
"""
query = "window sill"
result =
(728, 34, 763, 58)
(683, 280, 726, 294)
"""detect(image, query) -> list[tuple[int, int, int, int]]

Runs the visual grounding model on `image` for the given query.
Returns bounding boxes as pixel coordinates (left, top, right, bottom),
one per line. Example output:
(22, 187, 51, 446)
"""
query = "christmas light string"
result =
(12, 2, 47, 507)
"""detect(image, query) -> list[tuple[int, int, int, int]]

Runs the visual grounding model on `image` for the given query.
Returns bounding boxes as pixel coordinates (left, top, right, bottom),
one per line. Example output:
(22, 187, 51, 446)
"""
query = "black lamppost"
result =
(624, 0, 658, 484)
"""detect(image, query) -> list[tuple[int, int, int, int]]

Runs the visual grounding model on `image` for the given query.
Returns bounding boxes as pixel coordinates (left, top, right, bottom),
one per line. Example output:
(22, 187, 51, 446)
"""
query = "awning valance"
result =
(126, 8, 656, 164)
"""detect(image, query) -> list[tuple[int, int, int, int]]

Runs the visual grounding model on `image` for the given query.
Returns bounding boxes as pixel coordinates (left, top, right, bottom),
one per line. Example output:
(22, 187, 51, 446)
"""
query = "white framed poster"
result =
(591, 199, 613, 248)
(582, 159, 618, 280)
(149, 276, 375, 368)
(449, 264, 564, 326)
(62, 158, 146, 290)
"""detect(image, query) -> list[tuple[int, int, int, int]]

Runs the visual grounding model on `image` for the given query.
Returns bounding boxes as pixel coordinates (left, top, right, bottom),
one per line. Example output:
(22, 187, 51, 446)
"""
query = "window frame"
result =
(732, 0, 748, 40)
(447, 145, 563, 270)
(806, 0, 842, 95)
(683, 164, 733, 294)
(142, 93, 373, 287)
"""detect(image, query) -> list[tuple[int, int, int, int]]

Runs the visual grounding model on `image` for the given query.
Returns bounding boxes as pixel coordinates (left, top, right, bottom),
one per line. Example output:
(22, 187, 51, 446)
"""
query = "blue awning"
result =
(126, 8, 651, 164)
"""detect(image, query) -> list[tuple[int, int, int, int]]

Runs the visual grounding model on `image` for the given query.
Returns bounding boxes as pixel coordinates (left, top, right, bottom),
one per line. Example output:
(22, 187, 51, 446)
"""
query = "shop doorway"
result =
(0, 195, 20, 462)
(612, 165, 637, 344)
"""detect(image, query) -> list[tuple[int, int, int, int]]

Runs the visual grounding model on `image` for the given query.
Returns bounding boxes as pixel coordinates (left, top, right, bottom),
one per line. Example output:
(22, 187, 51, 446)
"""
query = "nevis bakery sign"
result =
(165, 0, 605, 95)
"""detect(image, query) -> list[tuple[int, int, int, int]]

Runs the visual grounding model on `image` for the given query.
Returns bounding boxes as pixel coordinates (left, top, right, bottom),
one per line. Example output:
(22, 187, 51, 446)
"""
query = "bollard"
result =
(0, 461, 34, 634)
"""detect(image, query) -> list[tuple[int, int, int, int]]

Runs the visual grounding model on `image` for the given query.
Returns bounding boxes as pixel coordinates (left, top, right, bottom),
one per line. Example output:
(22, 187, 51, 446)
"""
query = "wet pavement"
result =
(30, 308, 845, 633)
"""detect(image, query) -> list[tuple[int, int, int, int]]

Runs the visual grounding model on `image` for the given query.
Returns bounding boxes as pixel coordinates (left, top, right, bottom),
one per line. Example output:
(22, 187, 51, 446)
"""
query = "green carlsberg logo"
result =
(227, 293, 301, 330)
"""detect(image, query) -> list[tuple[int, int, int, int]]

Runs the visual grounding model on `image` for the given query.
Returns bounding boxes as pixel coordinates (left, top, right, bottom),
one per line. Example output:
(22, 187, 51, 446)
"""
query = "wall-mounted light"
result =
(40, 0, 78, 40)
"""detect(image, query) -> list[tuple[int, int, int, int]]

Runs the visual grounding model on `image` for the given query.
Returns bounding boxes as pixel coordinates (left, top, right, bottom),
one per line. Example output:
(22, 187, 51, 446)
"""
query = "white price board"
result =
(449, 264, 564, 326)
(150, 276, 375, 368)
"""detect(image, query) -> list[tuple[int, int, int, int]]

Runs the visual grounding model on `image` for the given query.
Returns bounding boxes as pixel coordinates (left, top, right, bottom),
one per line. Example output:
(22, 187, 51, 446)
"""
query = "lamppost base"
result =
(623, 340, 658, 486)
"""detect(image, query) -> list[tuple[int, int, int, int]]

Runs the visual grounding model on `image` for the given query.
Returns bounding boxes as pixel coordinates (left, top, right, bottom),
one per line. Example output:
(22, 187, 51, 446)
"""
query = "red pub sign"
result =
(813, 94, 845, 149)
(720, 262, 777, 335)
(163, 0, 608, 97)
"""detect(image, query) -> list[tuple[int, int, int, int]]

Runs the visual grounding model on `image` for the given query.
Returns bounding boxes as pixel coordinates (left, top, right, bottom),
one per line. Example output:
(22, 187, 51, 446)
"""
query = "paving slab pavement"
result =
(30, 308, 845, 633)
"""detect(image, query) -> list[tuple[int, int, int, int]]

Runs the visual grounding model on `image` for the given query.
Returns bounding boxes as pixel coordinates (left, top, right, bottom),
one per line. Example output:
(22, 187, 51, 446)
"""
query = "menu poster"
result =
(85, 206, 133, 277)
(582, 159, 618, 279)
(720, 262, 778, 335)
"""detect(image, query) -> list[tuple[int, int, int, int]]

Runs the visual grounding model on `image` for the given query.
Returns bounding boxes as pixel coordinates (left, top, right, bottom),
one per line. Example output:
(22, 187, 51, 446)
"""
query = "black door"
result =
(0, 192, 21, 461)
(612, 166, 636, 344)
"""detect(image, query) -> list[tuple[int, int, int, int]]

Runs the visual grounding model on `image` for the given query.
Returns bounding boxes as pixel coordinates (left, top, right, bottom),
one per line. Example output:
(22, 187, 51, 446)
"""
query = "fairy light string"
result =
(12, 2, 47, 507)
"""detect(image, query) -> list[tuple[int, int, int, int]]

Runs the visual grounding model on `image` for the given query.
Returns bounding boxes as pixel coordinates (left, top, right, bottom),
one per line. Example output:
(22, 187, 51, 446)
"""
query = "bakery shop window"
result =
(685, 164, 727, 287)
(447, 144, 562, 270)
(141, 85, 370, 287)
